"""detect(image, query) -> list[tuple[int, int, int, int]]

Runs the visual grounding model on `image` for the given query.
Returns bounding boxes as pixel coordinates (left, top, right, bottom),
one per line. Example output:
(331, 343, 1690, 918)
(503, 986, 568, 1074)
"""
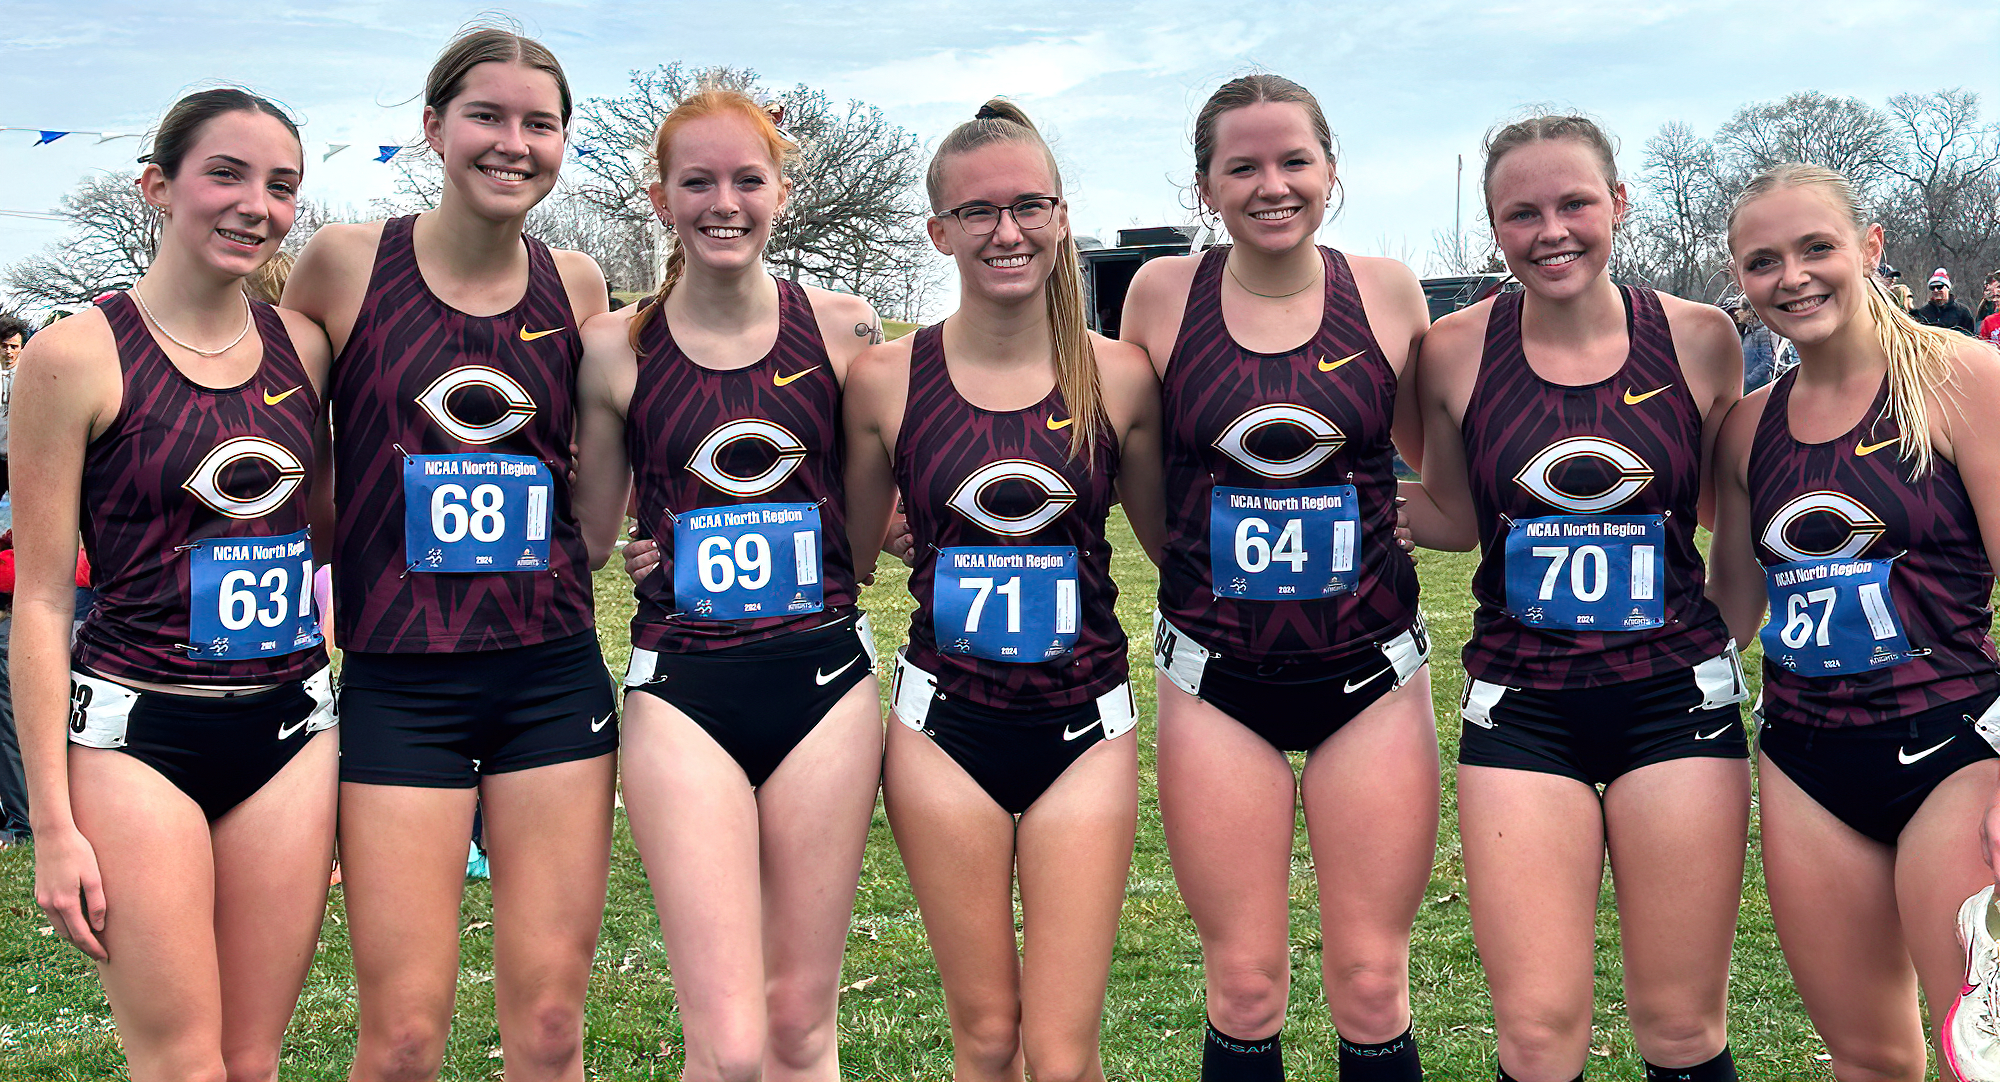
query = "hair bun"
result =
(974, 104, 1004, 121)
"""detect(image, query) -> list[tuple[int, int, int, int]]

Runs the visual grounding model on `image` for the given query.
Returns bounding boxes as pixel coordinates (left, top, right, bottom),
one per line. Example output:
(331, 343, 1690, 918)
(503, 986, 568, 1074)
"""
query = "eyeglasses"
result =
(936, 196, 1061, 236)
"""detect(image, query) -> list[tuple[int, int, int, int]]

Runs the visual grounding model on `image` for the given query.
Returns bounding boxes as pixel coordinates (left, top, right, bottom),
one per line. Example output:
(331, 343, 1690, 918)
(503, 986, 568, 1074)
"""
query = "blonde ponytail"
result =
(1729, 162, 1971, 479)
(928, 98, 1105, 465)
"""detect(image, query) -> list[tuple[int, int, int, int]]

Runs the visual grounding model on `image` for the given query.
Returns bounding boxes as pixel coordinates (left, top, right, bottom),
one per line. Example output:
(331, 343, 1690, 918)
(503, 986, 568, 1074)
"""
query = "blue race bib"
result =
(1503, 514, 1666, 630)
(673, 502, 825, 621)
(1760, 556, 1914, 677)
(187, 529, 322, 660)
(404, 454, 552, 573)
(932, 546, 1079, 663)
(1209, 485, 1359, 601)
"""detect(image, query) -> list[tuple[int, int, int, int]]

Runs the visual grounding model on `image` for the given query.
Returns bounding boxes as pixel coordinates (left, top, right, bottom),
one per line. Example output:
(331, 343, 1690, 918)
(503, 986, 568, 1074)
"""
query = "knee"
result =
(1625, 1001, 1723, 1067)
(764, 977, 837, 1071)
(506, 998, 585, 1073)
(360, 1018, 451, 1082)
(953, 1004, 1023, 1075)
(221, 1048, 279, 1082)
(1206, 960, 1289, 1038)
(1323, 956, 1410, 1040)
(1819, 1037, 1925, 1082)
(1022, 1043, 1102, 1082)
(1495, 1004, 1592, 1075)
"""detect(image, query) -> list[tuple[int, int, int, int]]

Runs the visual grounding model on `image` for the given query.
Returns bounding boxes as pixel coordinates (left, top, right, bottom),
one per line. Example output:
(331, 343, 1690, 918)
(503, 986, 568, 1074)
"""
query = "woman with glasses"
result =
(1116, 74, 1434, 1081)
(843, 98, 1167, 1081)
(569, 83, 887, 1080)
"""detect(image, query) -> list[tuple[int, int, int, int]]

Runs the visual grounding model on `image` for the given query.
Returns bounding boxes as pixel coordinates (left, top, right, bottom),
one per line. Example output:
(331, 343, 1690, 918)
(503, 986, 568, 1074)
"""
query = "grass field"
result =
(0, 514, 1875, 1079)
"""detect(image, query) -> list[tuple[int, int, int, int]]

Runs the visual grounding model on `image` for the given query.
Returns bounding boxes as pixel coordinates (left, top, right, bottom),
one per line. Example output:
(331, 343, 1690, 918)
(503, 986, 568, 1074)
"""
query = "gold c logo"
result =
(415, 366, 538, 445)
(946, 459, 1078, 537)
(686, 419, 808, 497)
(1514, 436, 1655, 513)
(1761, 490, 1887, 562)
(1212, 404, 1345, 479)
(183, 436, 307, 519)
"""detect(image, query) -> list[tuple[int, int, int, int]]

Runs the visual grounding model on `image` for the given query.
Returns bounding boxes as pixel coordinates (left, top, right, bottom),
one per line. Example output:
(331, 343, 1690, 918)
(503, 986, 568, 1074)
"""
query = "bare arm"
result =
(1705, 393, 1770, 648)
(279, 310, 339, 568)
(1100, 336, 1167, 566)
(841, 342, 910, 586)
(572, 311, 637, 570)
(1398, 306, 1485, 552)
(280, 220, 381, 356)
(14, 315, 120, 960)
(1665, 296, 1745, 532)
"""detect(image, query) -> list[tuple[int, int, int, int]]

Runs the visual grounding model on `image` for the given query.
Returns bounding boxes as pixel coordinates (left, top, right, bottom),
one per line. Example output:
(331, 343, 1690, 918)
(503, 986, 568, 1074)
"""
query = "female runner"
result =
(1404, 115, 1748, 1082)
(283, 27, 615, 1080)
(20, 88, 336, 1081)
(1709, 163, 2000, 1082)
(843, 99, 1166, 1082)
(1117, 75, 1434, 1081)
(570, 85, 885, 1081)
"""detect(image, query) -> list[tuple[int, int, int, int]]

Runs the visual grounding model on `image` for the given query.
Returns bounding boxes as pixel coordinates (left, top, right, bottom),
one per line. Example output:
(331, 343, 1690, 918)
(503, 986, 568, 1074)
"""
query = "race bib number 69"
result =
(404, 453, 552, 572)
(672, 501, 825, 621)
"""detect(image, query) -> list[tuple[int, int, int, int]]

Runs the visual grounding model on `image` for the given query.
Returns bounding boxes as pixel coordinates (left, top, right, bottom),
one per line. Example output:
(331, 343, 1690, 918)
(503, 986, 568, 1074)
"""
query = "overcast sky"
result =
(4, 1, 1995, 302)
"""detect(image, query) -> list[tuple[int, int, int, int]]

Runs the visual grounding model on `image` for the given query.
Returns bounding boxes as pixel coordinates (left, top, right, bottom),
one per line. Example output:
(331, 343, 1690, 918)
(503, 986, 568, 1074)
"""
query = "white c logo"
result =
(416, 366, 537, 445)
(686, 419, 808, 497)
(947, 459, 1078, 537)
(1761, 490, 1887, 562)
(1514, 436, 1654, 513)
(1212, 404, 1345, 479)
(183, 436, 306, 519)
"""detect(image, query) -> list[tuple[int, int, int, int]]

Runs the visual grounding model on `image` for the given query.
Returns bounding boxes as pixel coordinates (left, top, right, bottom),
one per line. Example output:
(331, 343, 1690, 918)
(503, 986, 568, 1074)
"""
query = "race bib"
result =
(187, 528, 322, 660)
(1209, 485, 1359, 600)
(1504, 514, 1666, 630)
(403, 453, 551, 573)
(673, 502, 824, 621)
(932, 546, 1079, 663)
(1760, 556, 1914, 677)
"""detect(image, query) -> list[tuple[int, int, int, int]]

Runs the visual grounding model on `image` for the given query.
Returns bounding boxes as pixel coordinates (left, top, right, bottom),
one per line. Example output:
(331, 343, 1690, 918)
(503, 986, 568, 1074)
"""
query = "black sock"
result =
(1497, 1068, 1584, 1082)
(1645, 1047, 1737, 1082)
(1338, 1025, 1422, 1080)
(1203, 1022, 1283, 1081)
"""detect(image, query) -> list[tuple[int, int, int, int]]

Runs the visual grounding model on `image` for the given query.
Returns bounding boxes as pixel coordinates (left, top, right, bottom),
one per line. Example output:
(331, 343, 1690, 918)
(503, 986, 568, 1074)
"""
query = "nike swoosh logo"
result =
(1046, 416, 1073, 430)
(590, 712, 614, 733)
(519, 327, 563, 342)
(1319, 351, 1364, 373)
(264, 386, 301, 406)
(1695, 725, 1733, 740)
(277, 716, 309, 740)
(816, 655, 862, 686)
(1855, 437, 1898, 456)
(1899, 736, 1955, 765)
(1623, 386, 1668, 405)
(1343, 667, 1392, 694)
(773, 366, 820, 387)
(1062, 718, 1103, 741)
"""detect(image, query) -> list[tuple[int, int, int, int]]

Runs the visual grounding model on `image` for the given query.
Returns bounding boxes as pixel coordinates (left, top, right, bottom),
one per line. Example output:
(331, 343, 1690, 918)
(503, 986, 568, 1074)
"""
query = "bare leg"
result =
(481, 753, 615, 1082)
(1895, 761, 1999, 1082)
(1458, 763, 1605, 1082)
(883, 718, 1025, 1082)
(1602, 755, 1750, 1068)
(1155, 675, 1299, 1042)
(1016, 732, 1138, 1082)
(1299, 670, 1439, 1043)
(1759, 753, 1926, 1082)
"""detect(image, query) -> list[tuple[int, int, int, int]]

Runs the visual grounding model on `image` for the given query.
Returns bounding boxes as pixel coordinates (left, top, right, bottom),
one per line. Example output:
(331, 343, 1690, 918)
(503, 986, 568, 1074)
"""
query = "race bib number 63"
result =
(188, 528, 322, 659)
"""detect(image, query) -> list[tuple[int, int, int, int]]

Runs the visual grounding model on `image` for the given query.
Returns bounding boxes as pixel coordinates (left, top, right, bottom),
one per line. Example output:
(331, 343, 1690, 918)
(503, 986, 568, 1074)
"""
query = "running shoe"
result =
(1946, 885, 2000, 1081)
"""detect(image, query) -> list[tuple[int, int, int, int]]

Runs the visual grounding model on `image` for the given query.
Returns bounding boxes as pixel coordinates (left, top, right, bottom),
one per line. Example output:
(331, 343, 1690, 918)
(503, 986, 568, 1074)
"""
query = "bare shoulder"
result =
(550, 247, 607, 290)
(580, 303, 641, 354)
(1126, 252, 1202, 305)
(1658, 291, 1739, 353)
(1092, 333, 1157, 391)
(846, 335, 914, 394)
(299, 219, 387, 264)
(1422, 295, 1495, 366)
(1716, 381, 1773, 456)
(18, 307, 113, 375)
(1344, 252, 1424, 294)
(802, 285, 878, 334)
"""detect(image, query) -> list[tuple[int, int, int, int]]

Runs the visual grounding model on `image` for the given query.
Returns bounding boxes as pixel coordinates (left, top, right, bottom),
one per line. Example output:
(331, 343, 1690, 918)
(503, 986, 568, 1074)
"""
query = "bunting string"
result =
(1, 126, 603, 163)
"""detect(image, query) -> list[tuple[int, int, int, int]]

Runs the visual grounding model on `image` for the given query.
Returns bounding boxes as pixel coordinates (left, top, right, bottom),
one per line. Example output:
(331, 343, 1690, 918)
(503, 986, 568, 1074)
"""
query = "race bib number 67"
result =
(404, 453, 552, 572)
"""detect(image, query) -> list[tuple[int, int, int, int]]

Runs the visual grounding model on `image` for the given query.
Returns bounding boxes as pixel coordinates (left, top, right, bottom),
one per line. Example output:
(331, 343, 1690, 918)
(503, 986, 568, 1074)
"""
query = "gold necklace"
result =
(1226, 257, 1320, 300)
(130, 286, 252, 358)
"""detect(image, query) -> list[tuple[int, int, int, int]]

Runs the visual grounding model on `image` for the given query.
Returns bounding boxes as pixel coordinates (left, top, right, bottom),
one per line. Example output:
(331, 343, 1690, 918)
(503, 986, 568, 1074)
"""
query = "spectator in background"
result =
(1980, 286, 2000, 347)
(1914, 267, 1977, 335)
(0, 311, 26, 501)
(0, 532, 93, 846)
(1978, 269, 2000, 325)
(1732, 294, 1788, 392)
(1883, 265, 1917, 315)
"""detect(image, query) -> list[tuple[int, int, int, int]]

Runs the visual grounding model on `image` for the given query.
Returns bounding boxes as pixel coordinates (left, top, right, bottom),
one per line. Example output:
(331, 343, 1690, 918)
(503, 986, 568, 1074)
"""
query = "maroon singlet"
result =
(73, 292, 328, 685)
(627, 279, 856, 653)
(1460, 286, 1731, 689)
(1157, 245, 1418, 661)
(1750, 371, 1998, 727)
(897, 324, 1125, 711)
(328, 215, 592, 653)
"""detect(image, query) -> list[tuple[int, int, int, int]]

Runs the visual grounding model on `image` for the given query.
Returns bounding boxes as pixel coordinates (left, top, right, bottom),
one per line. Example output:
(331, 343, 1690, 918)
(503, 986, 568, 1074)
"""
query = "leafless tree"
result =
(4, 172, 156, 308)
(1878, 88, 2000, 291)
(1627, 120, 1732, 300)
(1426, 226, 1501, 276)
(1714, 91, 1899, 191)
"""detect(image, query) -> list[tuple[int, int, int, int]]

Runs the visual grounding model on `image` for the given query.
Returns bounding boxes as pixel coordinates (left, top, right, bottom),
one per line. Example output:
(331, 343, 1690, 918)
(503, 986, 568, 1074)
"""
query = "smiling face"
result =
(424, 60, 565, 221)
(927, 139, 1067, 306)
(1486, 138, 1626, 301)
(1198, 101, 1334, 256)
(1729, 184, 1883, 349)
(139, 109, 302, 280)
(650, 111, 789, 276)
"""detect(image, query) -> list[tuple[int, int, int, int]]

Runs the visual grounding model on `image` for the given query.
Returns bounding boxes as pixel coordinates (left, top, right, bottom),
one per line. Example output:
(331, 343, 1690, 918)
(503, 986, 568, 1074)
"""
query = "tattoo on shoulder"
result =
(856, 320, 883, 345)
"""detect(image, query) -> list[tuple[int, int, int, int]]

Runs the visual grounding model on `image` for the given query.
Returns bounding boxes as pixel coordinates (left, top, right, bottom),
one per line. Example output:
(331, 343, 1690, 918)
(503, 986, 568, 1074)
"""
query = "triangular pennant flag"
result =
(33, 131, 69, 146)
(323, 143, 350, 162)
(94, 132, 138, 143)
(374, 145, 400, 163)
(573, 144, 597, 157)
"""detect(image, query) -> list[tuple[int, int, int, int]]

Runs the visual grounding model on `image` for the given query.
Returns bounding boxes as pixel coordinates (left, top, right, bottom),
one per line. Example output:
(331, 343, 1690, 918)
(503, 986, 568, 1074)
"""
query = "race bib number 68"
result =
(403, 453, 552, 572)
